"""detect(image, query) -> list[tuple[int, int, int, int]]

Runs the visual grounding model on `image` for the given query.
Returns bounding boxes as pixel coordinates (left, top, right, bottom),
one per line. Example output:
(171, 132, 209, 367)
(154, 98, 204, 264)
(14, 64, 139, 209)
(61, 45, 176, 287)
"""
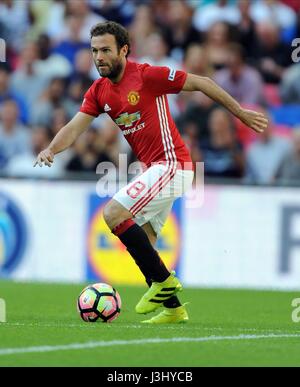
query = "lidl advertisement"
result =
(86, 194, 182, 284)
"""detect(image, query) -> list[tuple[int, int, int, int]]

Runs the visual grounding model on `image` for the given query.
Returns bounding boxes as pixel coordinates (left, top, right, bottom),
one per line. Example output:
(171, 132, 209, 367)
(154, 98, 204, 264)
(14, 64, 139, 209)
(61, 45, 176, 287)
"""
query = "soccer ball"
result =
(77, 283, 121, 323)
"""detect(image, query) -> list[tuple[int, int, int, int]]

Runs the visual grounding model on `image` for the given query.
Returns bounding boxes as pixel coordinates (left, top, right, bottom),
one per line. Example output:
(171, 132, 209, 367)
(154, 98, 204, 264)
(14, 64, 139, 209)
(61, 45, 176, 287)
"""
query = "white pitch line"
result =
(0, 334, 300, 356)
(2, 322, 300, 335)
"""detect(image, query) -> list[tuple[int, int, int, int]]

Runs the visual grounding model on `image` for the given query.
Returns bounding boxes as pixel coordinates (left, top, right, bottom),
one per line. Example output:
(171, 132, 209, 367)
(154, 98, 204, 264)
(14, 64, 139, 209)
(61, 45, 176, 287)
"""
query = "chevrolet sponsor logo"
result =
(123, 122, 145, 136)
(115, 112, 141, 128)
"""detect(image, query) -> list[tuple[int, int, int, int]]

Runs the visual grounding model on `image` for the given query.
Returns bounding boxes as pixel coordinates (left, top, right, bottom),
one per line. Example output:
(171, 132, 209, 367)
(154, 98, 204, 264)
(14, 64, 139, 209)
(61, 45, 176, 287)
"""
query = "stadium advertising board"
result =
(1, 179, 300, 289)
(0, 180, 89, 282)
(0, 192, 27, 276)
(183, 185, 300, 289)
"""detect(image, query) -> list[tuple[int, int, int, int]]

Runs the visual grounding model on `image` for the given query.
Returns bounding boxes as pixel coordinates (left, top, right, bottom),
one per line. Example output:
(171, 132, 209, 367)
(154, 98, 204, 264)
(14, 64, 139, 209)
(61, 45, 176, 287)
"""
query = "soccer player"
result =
(34, 21, 268, 324)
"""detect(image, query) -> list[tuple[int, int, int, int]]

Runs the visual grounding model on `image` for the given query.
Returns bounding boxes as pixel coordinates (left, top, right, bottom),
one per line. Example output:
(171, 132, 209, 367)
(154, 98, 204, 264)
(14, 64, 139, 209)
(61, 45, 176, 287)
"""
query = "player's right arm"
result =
(34, 112, 94, 167)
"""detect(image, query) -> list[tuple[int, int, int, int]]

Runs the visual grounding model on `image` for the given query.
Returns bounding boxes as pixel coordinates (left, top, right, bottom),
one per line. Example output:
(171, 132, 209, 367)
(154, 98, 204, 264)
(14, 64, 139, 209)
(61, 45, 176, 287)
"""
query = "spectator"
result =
(88, 0, 135, 26)
(193, 0, 240, 33)
(280, 64, 300, 104)
(66, 128, 115, 173)
(214, 43, 264, 105)
(10, 41, 49, 111)
(179, 42, 214, 105)
(149, 0, 171, 28)
(67, 76, 94, 117)
(2, 0, 297, 185)
(201, 108, 244, 178)
(278, 129, 300, 184)
(183, 43, 213, 78)
(203, 22, 233, 71)
(30, 77, 74, 127)
(50, 106, 70, 136)
(251, 22, 292, 84)
(99, 117, 123, 167)
(245, 113, 292, 184)
(48, 0, 104, 43)
(34, 33, 72, 79)
(129, 4, 156, 59)
(5, 126, 65, 178)
(235, 0, 256, 57)
(0, 99, 30, 169)
(181, 122, 202, 166)
(177, 44, 217, 142)
(70, 48, 97, 81)
(0, 0, 30, 52)
(27, 0, 53, 40)
(51, 14, 90, 64)
(177, 96, 218, 146)
(250, 0, 297, 31)
(0, 63, 28, 124)
(64, 0, 105, 42)
(46, 0, 67, 40)
(49, 106, 73, 166)
(163, 0, 201, 62)
(139, 31, 177, 68)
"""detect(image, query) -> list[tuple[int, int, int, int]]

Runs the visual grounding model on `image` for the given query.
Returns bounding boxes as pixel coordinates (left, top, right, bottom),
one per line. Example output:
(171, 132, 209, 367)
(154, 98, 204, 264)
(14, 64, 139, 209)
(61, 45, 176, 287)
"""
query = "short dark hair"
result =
(0, 62, 11, 74)
(90, 21, 131, 57)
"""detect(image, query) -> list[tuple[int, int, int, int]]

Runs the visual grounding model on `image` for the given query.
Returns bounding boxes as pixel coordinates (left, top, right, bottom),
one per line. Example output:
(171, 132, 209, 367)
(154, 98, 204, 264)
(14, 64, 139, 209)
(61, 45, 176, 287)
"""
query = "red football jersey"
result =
(80, 60, 192, 168)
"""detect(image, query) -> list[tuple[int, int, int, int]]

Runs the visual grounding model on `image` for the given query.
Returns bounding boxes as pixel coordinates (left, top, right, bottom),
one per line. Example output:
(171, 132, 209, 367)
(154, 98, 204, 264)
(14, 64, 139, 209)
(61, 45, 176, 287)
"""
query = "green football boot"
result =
(141, 304, 189, 324)
(135, 272, 183, 314)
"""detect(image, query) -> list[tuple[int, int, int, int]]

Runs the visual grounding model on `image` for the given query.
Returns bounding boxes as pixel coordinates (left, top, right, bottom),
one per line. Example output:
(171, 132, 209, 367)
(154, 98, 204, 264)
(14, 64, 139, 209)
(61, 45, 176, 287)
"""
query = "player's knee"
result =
(103, 200, 132, 230)
(103, 201, 116, 228)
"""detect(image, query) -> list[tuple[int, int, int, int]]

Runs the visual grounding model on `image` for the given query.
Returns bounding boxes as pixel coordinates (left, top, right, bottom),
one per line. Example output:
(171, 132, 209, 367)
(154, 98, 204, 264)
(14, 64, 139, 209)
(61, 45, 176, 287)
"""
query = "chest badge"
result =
(128, 91, 140, 105)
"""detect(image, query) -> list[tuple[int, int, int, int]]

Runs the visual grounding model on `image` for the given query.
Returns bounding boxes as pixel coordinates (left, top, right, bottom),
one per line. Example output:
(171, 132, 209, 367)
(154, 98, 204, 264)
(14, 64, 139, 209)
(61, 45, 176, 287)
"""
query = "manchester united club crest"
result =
(127, 91, 140, 105)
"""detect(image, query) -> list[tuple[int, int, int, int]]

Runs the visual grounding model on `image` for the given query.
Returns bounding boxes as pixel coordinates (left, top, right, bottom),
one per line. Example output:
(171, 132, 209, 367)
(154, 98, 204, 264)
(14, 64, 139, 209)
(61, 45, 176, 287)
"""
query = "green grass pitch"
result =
(0, 280, 300, 367)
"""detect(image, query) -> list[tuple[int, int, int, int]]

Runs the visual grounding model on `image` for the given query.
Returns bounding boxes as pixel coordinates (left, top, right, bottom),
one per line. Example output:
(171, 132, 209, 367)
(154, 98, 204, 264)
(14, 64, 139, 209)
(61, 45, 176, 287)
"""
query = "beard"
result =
(96, 57, 123, 80)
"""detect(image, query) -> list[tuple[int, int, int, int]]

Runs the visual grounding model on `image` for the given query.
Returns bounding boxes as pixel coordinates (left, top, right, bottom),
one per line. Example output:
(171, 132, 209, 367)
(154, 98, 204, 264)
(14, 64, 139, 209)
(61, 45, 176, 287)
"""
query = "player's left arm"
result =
(182, 73, 268, 133)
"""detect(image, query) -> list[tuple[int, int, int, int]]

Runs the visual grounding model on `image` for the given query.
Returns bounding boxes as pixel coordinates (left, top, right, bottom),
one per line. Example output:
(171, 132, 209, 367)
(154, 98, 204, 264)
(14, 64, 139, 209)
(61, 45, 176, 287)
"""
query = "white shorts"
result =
(113, 164, 194, 235)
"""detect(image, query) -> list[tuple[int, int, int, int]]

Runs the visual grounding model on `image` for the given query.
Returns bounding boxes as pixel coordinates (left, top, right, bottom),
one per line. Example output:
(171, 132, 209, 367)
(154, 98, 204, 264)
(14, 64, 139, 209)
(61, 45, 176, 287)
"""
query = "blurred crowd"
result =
(0, 0, 300, 185)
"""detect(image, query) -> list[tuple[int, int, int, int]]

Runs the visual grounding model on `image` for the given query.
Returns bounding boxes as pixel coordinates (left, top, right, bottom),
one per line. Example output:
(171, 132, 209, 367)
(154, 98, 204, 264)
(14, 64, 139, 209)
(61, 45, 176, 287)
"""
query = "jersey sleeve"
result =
(79, 83, 103, 117)
(142, 65, 187, 96)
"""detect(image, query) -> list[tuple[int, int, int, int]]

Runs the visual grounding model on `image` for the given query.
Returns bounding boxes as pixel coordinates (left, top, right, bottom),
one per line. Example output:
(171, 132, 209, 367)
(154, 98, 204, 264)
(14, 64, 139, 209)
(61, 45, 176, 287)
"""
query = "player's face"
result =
(91, 34, 127, 80)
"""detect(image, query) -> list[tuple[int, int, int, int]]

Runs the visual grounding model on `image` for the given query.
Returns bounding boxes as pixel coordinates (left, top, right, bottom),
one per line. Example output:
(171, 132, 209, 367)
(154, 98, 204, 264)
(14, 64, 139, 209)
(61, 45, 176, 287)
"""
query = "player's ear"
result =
(121, 44, 128, 57)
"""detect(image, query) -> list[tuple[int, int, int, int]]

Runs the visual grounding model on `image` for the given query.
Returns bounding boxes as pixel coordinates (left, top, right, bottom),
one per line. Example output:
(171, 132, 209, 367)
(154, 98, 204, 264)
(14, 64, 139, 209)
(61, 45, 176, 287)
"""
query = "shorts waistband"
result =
(148, 161, 194, 171)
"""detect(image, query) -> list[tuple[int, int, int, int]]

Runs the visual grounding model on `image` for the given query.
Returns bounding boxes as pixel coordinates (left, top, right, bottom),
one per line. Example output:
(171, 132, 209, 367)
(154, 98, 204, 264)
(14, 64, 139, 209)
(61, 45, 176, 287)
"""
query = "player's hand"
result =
(238, 109, 269, 133)
(34, 148, 54, 167)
